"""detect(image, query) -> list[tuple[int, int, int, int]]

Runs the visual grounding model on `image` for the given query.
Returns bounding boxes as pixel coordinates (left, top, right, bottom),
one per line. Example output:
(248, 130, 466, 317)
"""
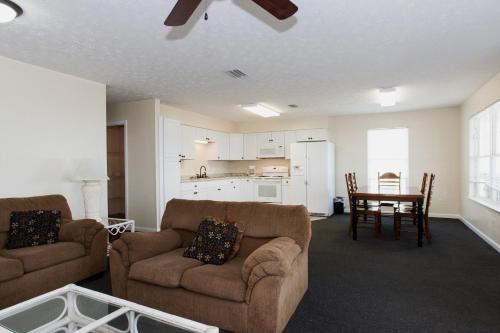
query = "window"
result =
(367, 128, 409, 188)
(469, 101, 500, 212)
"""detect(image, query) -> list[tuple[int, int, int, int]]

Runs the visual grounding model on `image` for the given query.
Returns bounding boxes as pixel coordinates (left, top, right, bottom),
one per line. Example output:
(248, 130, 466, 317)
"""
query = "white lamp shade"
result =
(75, 158, 109, 181)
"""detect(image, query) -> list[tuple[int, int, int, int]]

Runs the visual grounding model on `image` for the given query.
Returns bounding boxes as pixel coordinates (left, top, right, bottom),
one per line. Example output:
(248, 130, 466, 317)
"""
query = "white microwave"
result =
(257, 143, 285, 159)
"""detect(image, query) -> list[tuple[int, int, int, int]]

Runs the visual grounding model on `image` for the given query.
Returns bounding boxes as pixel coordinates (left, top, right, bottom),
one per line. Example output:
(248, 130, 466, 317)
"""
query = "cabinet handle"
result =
(217, 188, 221, 191)
(194, 192, 198, 195)
(194, 185, 198, 187)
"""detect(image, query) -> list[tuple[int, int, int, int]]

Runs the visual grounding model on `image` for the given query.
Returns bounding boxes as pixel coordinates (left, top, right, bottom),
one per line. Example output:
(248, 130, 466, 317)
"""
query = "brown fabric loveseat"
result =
(110, 199, 311, 333)
(0, 195, 107, 309)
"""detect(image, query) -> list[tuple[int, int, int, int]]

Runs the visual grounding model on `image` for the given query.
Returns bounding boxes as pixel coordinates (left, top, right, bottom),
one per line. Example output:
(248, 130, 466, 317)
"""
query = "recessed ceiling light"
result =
(0, 0, 22, 24)
(379, 88, 397, 107)
(240, 103, 280, 118)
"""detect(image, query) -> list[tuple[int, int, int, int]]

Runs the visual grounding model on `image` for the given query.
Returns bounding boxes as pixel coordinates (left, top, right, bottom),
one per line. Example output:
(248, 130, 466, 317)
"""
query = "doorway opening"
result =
(107, 123, 127, 218)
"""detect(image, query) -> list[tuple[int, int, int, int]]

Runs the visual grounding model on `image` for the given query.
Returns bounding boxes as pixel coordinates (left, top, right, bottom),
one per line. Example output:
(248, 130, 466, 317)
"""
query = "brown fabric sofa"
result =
(0, 195, 107, 309)
(110, 199, 311, 333)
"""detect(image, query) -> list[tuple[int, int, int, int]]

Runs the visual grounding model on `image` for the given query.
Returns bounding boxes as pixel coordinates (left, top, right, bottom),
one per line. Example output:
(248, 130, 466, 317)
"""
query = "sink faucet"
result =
(199, 165, 207, 178)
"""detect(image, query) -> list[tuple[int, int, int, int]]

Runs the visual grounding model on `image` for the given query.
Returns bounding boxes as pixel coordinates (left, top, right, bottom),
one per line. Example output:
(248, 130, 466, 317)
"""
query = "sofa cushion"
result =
(7, 210, 62, 249)
(0, 256, 23, 282)
(129, 248, 203, 288)
(0, 242, 85, 273)
(183, 217, 240, 265)
(181, 257, 247, 302)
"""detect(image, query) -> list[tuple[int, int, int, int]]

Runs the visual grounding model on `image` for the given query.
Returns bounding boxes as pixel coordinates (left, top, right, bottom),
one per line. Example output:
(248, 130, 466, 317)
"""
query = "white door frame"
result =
(107, 120, 129, 219)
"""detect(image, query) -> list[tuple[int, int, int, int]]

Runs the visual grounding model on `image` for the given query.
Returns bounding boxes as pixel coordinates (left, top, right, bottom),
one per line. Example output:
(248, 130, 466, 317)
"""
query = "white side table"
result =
(102, 218, 135, 253)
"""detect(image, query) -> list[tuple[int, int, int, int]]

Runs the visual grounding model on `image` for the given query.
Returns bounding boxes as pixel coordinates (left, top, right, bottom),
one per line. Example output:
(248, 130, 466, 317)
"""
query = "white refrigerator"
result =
(290, 141, 335, 216)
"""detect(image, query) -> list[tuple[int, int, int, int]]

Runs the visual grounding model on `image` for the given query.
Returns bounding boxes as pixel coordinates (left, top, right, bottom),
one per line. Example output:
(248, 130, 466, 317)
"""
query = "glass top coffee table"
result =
(0, 284, 218, 333)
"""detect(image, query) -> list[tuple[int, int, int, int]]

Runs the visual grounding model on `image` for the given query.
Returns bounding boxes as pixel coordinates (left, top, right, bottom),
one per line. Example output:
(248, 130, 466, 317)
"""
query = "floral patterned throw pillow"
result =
(183, 216, 240, 265)
(7, 210, 62, 249)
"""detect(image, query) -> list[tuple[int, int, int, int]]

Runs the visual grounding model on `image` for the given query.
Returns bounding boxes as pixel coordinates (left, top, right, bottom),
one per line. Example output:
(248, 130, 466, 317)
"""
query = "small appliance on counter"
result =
(248, 165, 256, 176)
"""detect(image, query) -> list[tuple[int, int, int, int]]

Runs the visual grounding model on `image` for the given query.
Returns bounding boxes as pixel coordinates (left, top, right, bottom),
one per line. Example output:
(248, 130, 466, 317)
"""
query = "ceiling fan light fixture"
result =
(0, 0, 22, 23)
(241, 103, 281, 118)
(379, 88, 397, 107)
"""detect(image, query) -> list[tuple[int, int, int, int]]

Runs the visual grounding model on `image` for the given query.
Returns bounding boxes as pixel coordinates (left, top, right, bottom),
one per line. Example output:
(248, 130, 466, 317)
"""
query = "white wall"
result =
(461, 72, 500, 246)
(0, 56, 107, 218)
(329, 107, 461, 216)
(107, 99, 160, 230)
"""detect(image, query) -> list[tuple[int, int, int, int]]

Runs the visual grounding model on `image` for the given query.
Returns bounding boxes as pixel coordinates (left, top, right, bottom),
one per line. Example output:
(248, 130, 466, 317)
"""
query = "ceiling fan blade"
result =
(251, 0, 298, 20)
(164, 0, 202, 26)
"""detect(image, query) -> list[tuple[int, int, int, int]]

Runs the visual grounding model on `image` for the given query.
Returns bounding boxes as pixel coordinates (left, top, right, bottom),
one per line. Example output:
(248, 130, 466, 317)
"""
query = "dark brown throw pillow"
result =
(7, 210, 62, 249)
(183, 216, 240, 265)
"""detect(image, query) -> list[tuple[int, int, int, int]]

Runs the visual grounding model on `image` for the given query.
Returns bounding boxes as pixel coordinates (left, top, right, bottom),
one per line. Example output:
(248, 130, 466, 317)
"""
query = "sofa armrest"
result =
(242, 237, 302, 300)
(111, 229, 182, 268)
(59, 219, 104, 254)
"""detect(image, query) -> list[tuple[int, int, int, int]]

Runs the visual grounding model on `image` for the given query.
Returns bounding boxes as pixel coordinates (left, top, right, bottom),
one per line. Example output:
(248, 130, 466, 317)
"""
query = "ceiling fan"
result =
(164, 0, 298, 26)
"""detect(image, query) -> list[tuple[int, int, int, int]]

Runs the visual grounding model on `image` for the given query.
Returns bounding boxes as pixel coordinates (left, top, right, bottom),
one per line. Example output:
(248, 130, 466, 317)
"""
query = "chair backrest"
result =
(345, 173, 353, 209)
(352, 172, 359, 191)
(0, 195, 72, 249)
(420, 173, 428, 195)
(378, 172, 401, 190)
(424, 174, 436, 218)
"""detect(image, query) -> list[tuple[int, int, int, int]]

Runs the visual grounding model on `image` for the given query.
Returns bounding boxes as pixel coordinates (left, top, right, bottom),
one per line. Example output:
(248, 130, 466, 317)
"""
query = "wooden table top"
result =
(352, 186, 424, 202)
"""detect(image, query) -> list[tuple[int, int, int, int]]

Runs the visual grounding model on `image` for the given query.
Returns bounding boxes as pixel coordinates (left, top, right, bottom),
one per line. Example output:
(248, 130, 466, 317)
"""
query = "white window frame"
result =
(367, 127, 410, 188)
(468, 100, 500, 213)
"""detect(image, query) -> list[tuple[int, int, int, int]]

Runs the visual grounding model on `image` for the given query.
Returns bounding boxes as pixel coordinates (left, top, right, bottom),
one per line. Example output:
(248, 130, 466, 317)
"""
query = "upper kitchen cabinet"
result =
(284, 130, 297, 159)
(244, 133, 258, 160)
(163, 118, 181, 159)
(256, 132, 285, 158)
(295, 128, 329, 142)
(208, 131, 230, 161)
(229, 133, 244, 160)
(180, 125, 197, 160)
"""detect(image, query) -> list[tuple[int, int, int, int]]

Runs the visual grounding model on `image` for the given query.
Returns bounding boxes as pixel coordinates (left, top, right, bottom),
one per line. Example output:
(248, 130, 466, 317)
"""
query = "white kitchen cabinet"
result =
(195, 127, 209, 143)
(160, 117, 181, 210)
(180, 125, 197, 160)
(207, 180, 228, 201)
(296, 129, 328, 142)
(207, 131, 229, 161)
(284, 131, 297, 159)
(281, 178, 292, 205)
(227, 179, 242, 201)
(240, 178, 255, 201)
(229, 133, 244, 160)
(243, 133, 258, 160)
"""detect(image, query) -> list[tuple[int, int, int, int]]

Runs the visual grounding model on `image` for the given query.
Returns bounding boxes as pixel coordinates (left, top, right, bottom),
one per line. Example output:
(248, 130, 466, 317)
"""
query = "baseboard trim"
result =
(134, 226, 158, 232)
(429, 213, 461, 219)
(459, 216, 500, 254)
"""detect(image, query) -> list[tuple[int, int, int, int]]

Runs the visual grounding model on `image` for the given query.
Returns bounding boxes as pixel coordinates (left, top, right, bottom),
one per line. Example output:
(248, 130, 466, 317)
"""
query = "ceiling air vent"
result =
(225, 69, 247, 79)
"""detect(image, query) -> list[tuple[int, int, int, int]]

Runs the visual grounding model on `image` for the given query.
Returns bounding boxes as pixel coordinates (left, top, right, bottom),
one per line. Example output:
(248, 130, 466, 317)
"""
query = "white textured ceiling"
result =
(1, 0, 500, 121)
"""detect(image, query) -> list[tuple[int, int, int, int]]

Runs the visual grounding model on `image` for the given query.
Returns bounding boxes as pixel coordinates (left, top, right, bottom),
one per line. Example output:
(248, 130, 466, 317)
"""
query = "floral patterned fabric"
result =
(7, 210, 62, 249)
(183, 216, 241, 265)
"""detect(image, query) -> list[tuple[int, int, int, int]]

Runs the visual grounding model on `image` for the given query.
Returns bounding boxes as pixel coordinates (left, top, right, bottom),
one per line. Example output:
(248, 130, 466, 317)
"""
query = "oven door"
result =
(254, 180, 282, 203)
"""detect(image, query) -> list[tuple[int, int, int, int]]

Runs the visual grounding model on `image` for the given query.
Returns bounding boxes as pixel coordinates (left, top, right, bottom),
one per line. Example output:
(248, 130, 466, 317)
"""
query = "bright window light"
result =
(367, 128, 409, 188)
(241, 103, 280, 118)
(469, 101, 500, 212)
(379, 88, 397, 107)
(0, 0, 22, 23)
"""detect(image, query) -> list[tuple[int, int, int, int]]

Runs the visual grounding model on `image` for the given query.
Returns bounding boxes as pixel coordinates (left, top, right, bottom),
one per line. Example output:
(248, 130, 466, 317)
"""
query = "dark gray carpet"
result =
(79, 215, 500, 332)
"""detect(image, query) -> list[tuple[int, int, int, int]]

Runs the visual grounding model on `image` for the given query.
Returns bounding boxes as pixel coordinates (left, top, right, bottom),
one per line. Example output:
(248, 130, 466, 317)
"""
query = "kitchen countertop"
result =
(181, 174, 290, 183)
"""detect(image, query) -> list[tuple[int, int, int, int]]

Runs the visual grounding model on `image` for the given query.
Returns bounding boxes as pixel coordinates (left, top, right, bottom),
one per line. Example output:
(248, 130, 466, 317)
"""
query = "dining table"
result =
(351, 185, 425, 247)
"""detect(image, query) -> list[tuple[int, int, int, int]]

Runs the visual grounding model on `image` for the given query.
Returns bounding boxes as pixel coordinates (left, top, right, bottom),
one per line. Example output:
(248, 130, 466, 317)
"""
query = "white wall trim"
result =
(429, 213, 461, 219)
(107, 120, 129, 219)
(459, 216, 500, 253)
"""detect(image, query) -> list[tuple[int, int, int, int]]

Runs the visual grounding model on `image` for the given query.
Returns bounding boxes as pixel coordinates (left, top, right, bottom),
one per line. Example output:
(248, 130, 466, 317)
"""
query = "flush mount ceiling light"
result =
(241, 103, 280, 118)
(379, 88, 397, 107)
(0, 0, 23, 23)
